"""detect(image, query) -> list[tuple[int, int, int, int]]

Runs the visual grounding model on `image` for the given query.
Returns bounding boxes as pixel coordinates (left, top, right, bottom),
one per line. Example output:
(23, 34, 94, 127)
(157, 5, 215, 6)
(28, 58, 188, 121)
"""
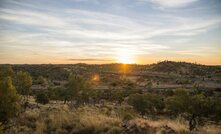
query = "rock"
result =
(159, 125, 175, 134)
(122, 120, 156, 134)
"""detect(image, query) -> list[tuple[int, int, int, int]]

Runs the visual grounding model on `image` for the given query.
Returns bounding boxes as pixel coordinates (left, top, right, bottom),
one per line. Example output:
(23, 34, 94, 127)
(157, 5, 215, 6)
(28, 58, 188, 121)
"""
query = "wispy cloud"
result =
(140, 0, 199, 8)
(68, 58, 114, 61)
(0, 0, 220, 64)
(0, 8, 67, 28)
(173, 47, 221, 56)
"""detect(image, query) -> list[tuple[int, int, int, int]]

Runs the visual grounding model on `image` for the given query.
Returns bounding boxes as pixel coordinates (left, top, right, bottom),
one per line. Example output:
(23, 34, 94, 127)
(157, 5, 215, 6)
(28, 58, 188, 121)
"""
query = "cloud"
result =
(0, 9, 67, 28)
(1, 7, 220, 57)
(173, 47, 221, 56)
(143, 0, 199, 8)
(0, 0, 221, 64)
(1, 6, 220, 42)
(68, 58, 114, 61)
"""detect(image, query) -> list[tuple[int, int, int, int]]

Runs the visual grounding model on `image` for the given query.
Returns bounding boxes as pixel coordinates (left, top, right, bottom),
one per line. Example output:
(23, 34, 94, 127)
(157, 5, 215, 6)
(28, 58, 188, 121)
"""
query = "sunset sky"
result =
(0, 0, 221, 65)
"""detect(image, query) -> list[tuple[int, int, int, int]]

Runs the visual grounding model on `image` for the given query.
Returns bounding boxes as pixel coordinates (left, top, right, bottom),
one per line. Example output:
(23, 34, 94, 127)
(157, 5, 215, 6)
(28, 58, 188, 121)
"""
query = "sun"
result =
(117, 50, 135, 64)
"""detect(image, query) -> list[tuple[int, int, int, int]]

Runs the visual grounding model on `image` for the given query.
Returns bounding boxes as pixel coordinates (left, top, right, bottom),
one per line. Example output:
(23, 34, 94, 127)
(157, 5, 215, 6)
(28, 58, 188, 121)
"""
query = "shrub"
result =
(65, 75, 91, 104)
(15, 71, 32, 96)
(35, 93, 49, 104)
(165, 89, 221, 130)
(128, 93, 147, 116)
(0, 77, 20, 124)
(128, 93, 165, 116)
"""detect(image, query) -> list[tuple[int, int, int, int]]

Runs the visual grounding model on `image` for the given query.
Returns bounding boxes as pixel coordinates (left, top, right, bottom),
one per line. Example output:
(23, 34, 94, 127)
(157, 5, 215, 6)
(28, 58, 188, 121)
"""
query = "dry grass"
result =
(197, 125, 221, 134)
(145, 118, 188, 132)
(79, 109, 121, 127)
(4, 102, 221, 134)
(126, 118, 190, 134)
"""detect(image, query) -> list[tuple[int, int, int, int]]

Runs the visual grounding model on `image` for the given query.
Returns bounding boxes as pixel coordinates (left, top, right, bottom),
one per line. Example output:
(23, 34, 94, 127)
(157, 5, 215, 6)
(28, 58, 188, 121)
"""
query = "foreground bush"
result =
(0, 77, 20, 124)
(166, 89, 221, 130)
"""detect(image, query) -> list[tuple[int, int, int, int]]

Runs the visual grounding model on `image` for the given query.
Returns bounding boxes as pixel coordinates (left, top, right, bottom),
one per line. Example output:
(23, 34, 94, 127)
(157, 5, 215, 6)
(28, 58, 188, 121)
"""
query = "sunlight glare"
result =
(117, 50, 135, 64)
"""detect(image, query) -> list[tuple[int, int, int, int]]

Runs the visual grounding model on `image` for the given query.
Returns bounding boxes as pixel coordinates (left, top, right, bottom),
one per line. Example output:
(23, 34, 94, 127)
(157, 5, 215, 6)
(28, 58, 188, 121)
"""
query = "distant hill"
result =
(149, 61, 221, 76)
(1, 61, 221, 78)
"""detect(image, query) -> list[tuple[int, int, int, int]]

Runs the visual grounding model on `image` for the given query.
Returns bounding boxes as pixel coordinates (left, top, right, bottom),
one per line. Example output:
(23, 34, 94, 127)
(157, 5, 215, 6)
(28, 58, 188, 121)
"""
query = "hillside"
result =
(149, 61, 221, 76)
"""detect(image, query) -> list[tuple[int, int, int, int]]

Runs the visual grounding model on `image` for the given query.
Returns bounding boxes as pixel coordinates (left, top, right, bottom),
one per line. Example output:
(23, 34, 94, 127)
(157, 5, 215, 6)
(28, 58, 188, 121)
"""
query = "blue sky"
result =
(0, 0, 221, 64)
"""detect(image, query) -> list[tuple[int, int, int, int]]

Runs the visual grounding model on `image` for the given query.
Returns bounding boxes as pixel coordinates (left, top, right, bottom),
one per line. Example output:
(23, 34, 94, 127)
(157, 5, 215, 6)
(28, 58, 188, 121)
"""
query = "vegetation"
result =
(0, 61, 221, 133)
(65, 75, 91, 104)
(35, 93, 49, 104)
(15, 71, 32, 96)
(0, 77, 20, 124)
(36, 76, 48, 87)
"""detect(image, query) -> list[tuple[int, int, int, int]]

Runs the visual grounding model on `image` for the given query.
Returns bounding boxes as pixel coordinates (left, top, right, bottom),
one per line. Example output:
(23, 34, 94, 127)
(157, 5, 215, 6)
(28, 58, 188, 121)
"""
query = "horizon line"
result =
(1, 61, 221, 66)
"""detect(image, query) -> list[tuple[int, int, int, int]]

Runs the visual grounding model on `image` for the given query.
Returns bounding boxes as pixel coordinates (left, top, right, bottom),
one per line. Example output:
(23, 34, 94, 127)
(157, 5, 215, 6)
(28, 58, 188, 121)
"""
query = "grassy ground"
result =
(4, 98, 221, 134)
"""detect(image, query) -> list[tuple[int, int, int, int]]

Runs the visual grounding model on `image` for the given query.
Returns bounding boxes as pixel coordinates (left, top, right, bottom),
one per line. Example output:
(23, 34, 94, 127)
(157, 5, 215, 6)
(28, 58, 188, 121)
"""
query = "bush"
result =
(65, 75, 91, 104)
(165, 89, 190, 115)
(0, 77, 20, 124)
(165, 89, 221, 130)
(35, 93, 49, 104)
(128, 93, 164, 116)
(128, 93, 147, 116)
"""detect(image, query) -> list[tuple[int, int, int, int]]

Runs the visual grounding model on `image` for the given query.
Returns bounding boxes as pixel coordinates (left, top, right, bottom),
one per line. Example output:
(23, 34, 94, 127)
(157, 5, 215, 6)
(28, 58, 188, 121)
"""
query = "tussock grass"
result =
(197, 125, 221, 134)
(4, 102, 221, 134)
(145, 118, 188, 132)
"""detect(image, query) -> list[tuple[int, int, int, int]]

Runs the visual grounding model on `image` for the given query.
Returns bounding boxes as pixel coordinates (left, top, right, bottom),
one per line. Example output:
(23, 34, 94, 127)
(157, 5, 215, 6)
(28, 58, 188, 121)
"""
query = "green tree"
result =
(146, 93, 165, 114)
(165, 89, 190, 115)
(0, 77, 20, 124)
(15, 71, 32, 97)
(35, 93, 49, 104)
(36, 76, 47, 87)
(15, 71, 32, 111)
(128, 93, 164, 116)
(128, 93, 147, 116)
(0, 66, 14, 80)
(165, 89, 220, 131)
(65, 75, 91, 105)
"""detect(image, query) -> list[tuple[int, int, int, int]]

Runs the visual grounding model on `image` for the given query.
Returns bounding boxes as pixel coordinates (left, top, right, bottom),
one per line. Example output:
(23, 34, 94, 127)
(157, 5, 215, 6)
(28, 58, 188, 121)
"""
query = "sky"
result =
(0, 0, 221, 65)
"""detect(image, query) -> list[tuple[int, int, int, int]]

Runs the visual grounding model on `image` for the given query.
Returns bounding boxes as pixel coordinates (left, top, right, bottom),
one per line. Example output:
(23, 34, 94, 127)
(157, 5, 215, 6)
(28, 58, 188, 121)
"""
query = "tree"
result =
(165, 89, 221, 131)
(128, 93, 164, 116)
(0, 77, 20, 124)
(128, 93, 147, 116)
(165, 89, 190, 115)
(14, 71, 32, 112)
(0, 66, 14, 80)
(35, 93, 49, 104)
(147, 93, 164, 114)
(65, 75, 91, 104)
(36, 76, 47, 87)
(15, 71, 32, 98)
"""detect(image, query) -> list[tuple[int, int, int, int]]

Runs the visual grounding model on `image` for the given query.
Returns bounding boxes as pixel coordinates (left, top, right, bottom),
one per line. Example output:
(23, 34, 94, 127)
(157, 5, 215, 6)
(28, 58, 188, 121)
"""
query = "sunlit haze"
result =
(0, 0, 221, 65)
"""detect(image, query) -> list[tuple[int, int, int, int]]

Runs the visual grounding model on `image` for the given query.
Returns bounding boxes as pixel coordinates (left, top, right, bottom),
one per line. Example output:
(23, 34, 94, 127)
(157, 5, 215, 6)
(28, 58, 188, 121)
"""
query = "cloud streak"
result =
(68, 58, 114, 61)
(139, 0, 199, 8)
(0, 0, 221, 64)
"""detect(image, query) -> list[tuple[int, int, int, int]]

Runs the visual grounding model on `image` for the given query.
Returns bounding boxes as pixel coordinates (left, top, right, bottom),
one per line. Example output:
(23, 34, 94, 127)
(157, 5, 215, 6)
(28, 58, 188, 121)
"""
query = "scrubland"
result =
(1, 61, 221, 134)
(3, 98, 221, 134)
